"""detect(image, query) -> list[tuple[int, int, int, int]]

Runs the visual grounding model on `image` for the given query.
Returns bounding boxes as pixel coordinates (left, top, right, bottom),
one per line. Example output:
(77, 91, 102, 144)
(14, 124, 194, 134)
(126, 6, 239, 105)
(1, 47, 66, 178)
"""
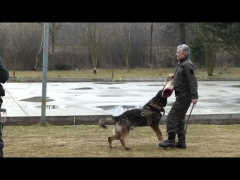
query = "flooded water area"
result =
(3, 81, 240, 116)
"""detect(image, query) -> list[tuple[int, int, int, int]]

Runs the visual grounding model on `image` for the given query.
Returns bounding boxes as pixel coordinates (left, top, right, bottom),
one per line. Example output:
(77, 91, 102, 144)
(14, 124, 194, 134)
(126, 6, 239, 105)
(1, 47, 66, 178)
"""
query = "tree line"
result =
(0, 22, 240, 76)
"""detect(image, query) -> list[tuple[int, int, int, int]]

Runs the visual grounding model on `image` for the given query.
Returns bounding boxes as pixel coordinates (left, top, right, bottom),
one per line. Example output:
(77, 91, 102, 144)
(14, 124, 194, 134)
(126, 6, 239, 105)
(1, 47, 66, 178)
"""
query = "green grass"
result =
(9, 67, 240, 80)
(196, 67, 240, 79)
(10, 68, 174, 79)
(5, 67, 240, 157)
(3, 124, 240, 157)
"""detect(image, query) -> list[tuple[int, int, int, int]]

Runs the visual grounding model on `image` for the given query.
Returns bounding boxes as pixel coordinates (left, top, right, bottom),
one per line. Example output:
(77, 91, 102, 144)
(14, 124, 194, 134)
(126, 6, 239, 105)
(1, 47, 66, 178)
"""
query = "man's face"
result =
(176, 48, 186, 61)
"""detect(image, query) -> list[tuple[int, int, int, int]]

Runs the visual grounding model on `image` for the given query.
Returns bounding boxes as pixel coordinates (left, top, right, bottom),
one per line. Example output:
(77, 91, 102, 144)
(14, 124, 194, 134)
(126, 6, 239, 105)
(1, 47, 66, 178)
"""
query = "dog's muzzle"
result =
(162, 73, 174, 98)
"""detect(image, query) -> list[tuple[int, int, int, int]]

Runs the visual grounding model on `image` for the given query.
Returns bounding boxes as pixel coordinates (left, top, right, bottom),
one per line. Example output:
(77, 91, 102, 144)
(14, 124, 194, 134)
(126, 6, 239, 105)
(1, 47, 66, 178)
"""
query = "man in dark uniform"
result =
(159, 44, 198, 149)
(0, 97, 4, 157)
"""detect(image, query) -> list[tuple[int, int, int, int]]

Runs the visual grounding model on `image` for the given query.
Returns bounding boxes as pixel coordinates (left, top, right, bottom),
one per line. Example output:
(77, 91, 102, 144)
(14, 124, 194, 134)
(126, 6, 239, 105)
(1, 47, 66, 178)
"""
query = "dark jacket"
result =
(174, 57, 198, 99)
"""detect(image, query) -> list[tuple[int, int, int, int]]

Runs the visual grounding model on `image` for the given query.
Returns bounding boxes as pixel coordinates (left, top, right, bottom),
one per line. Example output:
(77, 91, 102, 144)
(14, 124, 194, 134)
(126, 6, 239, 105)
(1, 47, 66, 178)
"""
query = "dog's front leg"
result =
(150, 124, 164, 141)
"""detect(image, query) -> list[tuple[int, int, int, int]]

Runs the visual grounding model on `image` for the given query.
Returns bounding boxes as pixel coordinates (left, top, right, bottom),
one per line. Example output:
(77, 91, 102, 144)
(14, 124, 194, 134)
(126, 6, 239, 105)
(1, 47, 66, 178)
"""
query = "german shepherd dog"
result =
(99, 73, 174, 150)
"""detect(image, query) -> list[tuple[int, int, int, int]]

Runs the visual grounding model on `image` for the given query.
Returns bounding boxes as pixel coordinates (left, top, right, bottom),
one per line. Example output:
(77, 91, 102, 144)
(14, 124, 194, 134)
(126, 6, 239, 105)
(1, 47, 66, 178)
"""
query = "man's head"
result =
(162, 73, 174, 98)
(176, 44, 190, 61)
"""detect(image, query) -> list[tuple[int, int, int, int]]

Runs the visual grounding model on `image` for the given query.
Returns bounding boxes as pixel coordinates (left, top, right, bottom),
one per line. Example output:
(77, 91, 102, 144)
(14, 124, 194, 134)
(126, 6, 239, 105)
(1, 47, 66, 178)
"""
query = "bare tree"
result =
(150, 22, 153, 64)
(131, 23, 149, 67)
(152, 23, 176, 68)
(191, 23, 219, 76)
(115, 23, 133, 72)
(49, 23, 64, 70)
(9, 23, 43, 70)
(0, 23, 9, 57)
(178, 23, 186, 44)
(72, 23, 109, 74)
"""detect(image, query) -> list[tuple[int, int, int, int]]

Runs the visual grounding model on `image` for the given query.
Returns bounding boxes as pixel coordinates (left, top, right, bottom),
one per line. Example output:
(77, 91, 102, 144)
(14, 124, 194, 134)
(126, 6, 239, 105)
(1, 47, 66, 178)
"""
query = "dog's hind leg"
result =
(108, 133, 121, 148)
(120, 130, 130, 150)
(150, 124, 164, 141)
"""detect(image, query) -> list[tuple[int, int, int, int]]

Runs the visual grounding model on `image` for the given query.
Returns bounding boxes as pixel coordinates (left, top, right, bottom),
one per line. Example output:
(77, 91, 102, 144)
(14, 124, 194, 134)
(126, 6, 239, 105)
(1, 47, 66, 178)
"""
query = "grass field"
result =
(3, 67, 240, 158)
(9, 67, 240, 80)
(3, 124, 240, 157)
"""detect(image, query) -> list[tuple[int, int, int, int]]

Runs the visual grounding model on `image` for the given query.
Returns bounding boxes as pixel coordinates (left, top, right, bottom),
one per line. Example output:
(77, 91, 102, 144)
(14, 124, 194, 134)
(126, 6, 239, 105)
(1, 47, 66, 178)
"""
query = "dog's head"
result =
(157, 89, 167, 107)
(162, 73, 174, 98)
(145, 89, 167, 110)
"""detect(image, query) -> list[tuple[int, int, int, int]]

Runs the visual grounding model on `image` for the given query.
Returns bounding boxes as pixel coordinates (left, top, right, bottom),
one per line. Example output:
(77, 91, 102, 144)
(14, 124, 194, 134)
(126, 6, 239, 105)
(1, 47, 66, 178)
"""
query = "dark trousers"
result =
(166, 92, 192, 135)
(0, 98, 3, 157)
(0, 122, 3, 157)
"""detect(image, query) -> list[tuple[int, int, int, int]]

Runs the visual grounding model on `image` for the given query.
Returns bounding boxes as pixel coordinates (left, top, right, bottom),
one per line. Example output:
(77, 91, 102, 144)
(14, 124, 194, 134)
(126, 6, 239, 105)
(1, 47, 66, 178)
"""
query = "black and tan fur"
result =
(99, 73, 174, 150)
(99, 89, 169, 150)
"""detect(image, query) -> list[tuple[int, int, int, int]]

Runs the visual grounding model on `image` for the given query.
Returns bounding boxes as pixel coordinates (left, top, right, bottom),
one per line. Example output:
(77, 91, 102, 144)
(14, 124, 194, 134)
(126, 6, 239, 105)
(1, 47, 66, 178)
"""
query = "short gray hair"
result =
(177, 44, 190, 56)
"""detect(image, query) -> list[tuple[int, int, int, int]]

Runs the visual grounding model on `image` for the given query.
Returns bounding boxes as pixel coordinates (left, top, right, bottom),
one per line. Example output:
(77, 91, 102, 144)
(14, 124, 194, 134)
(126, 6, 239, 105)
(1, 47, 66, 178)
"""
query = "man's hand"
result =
(192, 99, 198, 105)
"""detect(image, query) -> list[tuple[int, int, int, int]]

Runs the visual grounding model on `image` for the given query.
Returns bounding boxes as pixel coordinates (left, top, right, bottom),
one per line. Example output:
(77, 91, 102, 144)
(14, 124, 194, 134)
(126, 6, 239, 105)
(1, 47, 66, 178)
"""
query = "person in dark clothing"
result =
(159, 44, 198, 149)
(0, 125, 3, 158)
(0, 97, 4, 157)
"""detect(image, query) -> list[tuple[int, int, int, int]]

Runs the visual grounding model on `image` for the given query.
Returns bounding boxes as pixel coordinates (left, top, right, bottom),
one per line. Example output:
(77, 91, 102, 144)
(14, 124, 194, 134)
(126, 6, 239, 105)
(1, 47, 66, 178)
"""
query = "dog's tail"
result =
(99, 117, 116, 128)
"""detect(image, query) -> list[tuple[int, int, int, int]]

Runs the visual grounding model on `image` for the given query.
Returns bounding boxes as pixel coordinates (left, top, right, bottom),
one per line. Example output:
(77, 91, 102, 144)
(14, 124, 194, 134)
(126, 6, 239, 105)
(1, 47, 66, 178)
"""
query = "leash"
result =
(185, 104, 195, 135)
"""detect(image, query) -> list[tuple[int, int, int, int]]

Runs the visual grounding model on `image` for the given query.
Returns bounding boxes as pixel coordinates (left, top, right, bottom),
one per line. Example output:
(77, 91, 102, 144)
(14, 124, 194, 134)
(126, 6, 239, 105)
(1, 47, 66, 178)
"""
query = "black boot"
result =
(176, 133, 186, 149)
(159, 132, 176, 148)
